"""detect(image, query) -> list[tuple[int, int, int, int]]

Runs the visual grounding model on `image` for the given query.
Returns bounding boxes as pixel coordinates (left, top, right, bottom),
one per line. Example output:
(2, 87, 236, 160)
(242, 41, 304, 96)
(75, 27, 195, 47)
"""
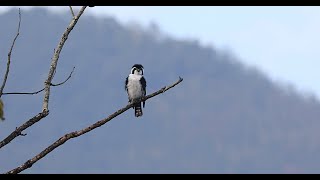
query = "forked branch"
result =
(0, 7, 87, 150)
(42, 6, 87, 112)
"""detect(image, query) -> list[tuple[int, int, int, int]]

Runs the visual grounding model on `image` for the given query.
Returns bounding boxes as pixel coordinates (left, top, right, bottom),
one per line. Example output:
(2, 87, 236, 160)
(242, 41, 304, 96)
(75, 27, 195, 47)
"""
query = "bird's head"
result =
(131, 64, 144, 75)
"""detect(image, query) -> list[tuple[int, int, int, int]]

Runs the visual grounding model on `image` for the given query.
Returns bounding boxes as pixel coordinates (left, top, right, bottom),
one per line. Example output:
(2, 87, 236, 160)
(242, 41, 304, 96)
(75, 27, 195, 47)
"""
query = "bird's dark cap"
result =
(132, 64, 144, 69)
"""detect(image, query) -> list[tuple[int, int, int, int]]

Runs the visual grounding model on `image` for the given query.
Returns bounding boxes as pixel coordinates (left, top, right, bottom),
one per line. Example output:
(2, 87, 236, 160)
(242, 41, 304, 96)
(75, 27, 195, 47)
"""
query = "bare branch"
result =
(5, 77, 183, 174)
(69, 6, 75, 19)
(42, 6, 86, 112)
(0, 111, 49, 149)
(0, 8, 21, 98)
(2, 67, 75, 95)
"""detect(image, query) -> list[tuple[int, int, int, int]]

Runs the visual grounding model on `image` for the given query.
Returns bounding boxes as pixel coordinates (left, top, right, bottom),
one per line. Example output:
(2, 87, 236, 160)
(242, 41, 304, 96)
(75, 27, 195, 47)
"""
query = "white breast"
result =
(127, 74, 143, 101)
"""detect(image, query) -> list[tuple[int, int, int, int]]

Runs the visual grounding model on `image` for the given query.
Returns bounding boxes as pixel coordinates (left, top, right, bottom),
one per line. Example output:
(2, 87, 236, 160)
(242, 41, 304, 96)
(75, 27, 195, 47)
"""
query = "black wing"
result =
(125, 76, 128, 91)
(140, 76, 146, 95)
(140, 76, 146, 108)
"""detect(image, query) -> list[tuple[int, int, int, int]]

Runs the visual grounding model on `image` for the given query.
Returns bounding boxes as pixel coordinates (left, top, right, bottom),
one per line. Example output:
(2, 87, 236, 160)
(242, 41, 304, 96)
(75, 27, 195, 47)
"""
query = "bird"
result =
(125, 64, 147, 117)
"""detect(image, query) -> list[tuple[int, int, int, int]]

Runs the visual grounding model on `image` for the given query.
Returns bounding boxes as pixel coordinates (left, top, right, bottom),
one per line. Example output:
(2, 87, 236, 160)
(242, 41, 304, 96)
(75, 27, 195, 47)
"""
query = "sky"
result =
(1, 6, 320, 98)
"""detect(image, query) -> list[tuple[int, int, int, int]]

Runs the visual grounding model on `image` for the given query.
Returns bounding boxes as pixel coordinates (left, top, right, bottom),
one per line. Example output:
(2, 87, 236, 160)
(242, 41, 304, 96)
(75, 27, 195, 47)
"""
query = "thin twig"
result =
(5, 77, 183, 174)
(51, 67, 75, 86)
(42, 6, 86, 112)
(2, 67, 75, 95)
(0, 8, 21, 98)
(69, 6, 75, 19)
(3, 89, 44, 95)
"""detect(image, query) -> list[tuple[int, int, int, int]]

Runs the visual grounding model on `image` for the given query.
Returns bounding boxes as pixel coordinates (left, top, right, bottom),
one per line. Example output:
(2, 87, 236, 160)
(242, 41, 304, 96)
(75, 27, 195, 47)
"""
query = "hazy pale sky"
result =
(1, 6, 320, 98)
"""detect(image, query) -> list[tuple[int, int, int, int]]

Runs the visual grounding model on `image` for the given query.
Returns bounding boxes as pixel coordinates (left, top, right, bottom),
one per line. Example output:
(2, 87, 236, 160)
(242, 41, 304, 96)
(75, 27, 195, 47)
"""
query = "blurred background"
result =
(0, 6, 320, 173)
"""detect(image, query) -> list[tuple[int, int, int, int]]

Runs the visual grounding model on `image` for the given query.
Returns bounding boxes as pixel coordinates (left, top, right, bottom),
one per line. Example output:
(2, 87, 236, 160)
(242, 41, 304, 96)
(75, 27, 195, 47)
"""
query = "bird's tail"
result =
(134, 103, 143, 117)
